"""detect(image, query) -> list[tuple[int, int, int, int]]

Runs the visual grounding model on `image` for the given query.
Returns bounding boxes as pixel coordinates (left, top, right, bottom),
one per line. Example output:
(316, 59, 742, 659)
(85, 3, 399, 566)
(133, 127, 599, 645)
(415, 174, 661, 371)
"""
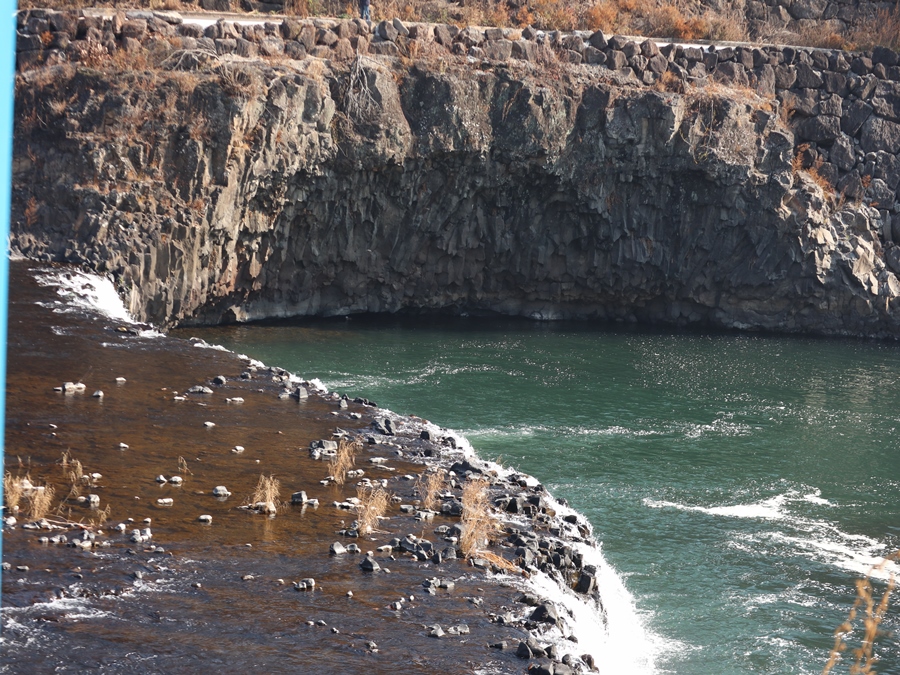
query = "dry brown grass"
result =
(4, 472, 24, 513)
(823, 552, 898, 675)
(355, 485, 389, 534)
(217, 63, 264, 102)
(67, 457, 85, 499)
(177, 455, 193, 477)
(841, 6, 900, 51)
(23, 196, 40, 228)
(91, 504, 112, 529)
(249, 474, 281, 514)
(459, 477, 495, 558)
(26, 483, 55, 521)
(792, 144, 836, 198)
(416, 469, 445, 512)
(479, 549, 524, 575)
(653, 70, 684, 94)
(73, 40, 108, 69)
(329, 438, 359, 486)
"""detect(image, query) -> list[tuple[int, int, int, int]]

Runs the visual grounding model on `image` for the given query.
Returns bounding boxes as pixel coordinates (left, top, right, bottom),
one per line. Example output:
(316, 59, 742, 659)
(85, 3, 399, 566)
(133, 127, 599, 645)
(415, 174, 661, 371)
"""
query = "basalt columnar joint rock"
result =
(10, 11, 900, 337)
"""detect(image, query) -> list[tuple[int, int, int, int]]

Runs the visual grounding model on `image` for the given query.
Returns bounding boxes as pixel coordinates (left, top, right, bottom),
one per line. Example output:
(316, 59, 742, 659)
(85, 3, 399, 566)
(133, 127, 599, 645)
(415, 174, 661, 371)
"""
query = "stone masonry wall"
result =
(15, 7, 900, 231)
(741, 0, 899, 40)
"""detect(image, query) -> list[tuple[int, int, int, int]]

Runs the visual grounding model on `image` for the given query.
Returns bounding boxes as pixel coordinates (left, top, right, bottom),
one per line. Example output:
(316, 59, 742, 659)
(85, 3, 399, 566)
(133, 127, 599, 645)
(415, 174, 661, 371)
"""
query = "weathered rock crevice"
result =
(11, 42, 900, 336)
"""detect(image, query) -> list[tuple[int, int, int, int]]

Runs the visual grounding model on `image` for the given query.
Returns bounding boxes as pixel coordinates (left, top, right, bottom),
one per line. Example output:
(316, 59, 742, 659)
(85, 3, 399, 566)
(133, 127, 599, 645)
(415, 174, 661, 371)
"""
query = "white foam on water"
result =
(460, 418, 752, 442)
(511, 541, 670, 674)
(644, 493, 790, 520)
(442, 450, 666, 672)
(33, 267, 137, 325)
(189, 337, 231, 352)
(802, 489, 832, 506)
(238, 354, 266, 369)
(646, 490, 896, 581)
(2, 595, 113, 623)
(307, 377, 328, 392)
(767, 528, 898, 581)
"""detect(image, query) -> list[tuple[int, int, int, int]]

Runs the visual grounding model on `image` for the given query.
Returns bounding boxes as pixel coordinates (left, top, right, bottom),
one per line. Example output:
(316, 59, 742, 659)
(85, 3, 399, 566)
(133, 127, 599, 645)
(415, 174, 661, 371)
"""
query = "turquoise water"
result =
(183, 317, 900, 674)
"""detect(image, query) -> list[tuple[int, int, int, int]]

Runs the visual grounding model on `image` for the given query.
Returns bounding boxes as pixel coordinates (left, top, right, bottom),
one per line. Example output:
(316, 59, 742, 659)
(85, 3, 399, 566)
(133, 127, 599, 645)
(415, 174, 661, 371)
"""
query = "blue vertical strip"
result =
(0, 0, 18, 590)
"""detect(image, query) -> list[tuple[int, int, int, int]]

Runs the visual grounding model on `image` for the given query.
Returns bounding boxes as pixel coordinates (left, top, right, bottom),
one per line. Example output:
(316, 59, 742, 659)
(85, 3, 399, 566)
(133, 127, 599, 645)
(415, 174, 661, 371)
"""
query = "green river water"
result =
(183, 315, 900, 675)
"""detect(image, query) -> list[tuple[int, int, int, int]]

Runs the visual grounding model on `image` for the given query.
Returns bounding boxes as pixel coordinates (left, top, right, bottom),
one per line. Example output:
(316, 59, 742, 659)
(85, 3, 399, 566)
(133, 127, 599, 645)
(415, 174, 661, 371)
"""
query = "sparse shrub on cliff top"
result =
(653, 70, 684, 94)
(217, 63, 263, 101)
(844, 5, 900, 51)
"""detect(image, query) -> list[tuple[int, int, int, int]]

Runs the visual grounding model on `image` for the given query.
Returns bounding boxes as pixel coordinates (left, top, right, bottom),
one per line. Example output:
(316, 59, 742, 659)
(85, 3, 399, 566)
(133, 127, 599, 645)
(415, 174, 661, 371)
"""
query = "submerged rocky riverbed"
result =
(1, 261, 634, 674)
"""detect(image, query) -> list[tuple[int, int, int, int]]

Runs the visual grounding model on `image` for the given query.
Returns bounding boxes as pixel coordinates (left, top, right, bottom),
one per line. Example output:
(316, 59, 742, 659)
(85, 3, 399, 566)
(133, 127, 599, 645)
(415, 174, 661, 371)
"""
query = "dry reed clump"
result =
(459, 477, 496, 558)
(177, 456, 193, 477)
(823, 552, 898, 675)
(91, 504, 112, 529)
(66, 455, 85, 499)
(329, 438, 359, 487)
(27, 484, 55, 521)
(416, 469, 445, 512)
(355, 485, 389, 534)
(248, 474, 281, 514)
(478, 549, 523, 575)
(4, 472, 24, 514)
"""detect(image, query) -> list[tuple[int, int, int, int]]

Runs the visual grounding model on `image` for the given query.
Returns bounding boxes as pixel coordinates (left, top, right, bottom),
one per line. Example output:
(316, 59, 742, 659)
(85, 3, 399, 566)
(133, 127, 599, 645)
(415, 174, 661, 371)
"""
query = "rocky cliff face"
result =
(11, 22, 900, 336)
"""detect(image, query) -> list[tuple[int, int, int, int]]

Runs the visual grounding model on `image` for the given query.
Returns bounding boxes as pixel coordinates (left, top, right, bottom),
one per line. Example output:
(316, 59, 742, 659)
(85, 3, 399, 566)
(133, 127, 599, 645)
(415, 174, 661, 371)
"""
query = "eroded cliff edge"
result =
(11, 28, 900, 336)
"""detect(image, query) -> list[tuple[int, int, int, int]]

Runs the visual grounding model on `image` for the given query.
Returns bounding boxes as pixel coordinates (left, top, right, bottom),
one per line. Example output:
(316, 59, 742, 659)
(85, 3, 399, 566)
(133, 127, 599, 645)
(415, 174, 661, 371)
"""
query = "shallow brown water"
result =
(1, 263, 537, 674)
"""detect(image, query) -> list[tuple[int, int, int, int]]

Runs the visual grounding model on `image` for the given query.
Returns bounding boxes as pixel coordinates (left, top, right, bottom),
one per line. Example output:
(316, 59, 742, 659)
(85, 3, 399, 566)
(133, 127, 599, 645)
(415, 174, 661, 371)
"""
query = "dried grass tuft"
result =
(329, 438, 359, 487)
(4, 472, 24, 513)
(459, 477, 496, 558)
(355, 485, 389, 534)
(177, 456, 193, 477)
(91, 504, 112, 529)
(67, 458, 85, 499)
(479, 549, 524, 575)
(416, 469, 445, 512)
(27, 483, 55, 521)
(249, 474, 281, 514)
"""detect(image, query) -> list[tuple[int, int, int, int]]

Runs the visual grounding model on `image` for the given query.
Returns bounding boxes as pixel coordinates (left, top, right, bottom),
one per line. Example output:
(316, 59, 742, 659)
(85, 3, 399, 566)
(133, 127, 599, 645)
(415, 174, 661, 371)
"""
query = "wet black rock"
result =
(530, 601, 560, 625)
(359, 555, 380, 571)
